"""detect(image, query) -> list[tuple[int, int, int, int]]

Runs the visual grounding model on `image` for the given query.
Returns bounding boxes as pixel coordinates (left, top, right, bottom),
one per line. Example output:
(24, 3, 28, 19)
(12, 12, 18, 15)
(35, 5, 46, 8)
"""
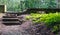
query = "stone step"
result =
(3, 16, 17, 18)
(2, 18, 19, 21)
(2, 21, 21, 25)
(2, 17, 18, 19)
(3, 21, 20, 23)
(2, 15, 22, 25)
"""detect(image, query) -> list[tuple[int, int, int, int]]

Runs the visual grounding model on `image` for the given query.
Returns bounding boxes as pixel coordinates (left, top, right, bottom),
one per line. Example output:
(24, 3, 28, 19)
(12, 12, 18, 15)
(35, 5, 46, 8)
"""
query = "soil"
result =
(0, 13, 59, 35)
(0, 14, 32, 35)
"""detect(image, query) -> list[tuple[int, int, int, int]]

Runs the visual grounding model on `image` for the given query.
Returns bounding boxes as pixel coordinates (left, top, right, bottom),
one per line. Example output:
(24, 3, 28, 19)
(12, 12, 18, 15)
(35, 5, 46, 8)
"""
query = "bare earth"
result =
(0, 14, 32, 35)
(0, 14, 59, 35)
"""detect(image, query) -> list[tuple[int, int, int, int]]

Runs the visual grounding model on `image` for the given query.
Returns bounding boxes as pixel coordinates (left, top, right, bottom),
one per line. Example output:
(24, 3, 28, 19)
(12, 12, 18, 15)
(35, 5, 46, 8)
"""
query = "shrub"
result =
(26, 12, 60, 34)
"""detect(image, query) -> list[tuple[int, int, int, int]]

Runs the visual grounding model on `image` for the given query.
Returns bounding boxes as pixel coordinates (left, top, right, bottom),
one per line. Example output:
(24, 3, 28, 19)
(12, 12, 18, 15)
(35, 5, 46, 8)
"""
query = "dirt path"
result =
(0, 14, 56, 35)
(0, 21, 32, 35)
(0, 14, 32, 35)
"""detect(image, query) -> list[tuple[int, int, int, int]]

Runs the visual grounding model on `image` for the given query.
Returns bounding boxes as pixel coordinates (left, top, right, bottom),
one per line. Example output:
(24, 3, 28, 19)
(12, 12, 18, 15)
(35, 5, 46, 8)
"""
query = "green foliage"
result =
(0, 0, 58, 11)
(26, 12, 60, 34)
(25, 0, 57, 8)
(0, 0, 21, 11)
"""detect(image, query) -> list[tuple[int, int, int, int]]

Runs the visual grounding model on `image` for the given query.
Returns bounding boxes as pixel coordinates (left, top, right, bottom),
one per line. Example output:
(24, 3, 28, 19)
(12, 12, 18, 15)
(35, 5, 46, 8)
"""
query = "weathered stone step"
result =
(2, 15, 21, 25)
(2, 18, 19, 21)
(3, 23, 21, 25)
(2, 21, 20, 25)
(3, 21, 20, 23)
(3, 16, 17, 18)
(2, 18, 18, 19)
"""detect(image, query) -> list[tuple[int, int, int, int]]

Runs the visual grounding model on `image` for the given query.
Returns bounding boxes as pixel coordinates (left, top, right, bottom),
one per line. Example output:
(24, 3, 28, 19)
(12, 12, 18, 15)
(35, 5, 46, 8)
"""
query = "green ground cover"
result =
(26, 12, 60, 34)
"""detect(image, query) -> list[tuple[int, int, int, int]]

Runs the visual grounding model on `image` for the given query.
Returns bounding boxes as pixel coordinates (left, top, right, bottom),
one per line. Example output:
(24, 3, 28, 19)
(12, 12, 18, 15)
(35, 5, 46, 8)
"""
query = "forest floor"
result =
(0, 14, 33, 35)
(0, 13, 59, 35)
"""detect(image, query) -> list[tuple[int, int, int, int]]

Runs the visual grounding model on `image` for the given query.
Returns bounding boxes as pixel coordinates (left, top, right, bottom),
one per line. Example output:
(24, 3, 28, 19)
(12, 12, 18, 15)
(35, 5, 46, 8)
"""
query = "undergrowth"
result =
(26, 12, 60, 34)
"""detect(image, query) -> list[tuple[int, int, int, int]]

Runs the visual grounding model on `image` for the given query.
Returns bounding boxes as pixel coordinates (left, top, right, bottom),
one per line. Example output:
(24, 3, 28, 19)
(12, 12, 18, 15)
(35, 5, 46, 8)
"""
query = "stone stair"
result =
(2, 16, 21, 25)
